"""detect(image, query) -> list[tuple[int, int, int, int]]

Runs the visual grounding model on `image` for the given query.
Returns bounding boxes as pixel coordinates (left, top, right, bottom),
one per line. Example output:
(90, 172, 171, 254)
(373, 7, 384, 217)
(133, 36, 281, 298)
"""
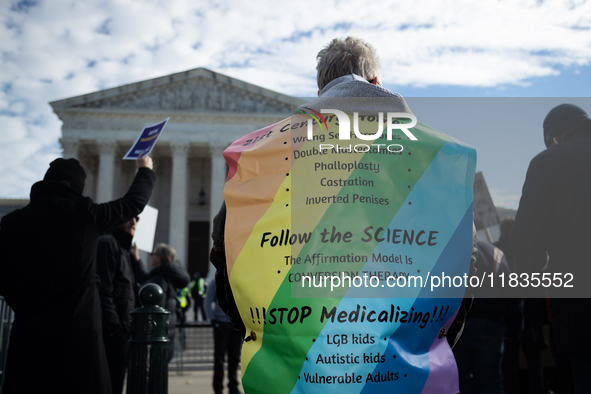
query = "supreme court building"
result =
(50, 68, 293, 277)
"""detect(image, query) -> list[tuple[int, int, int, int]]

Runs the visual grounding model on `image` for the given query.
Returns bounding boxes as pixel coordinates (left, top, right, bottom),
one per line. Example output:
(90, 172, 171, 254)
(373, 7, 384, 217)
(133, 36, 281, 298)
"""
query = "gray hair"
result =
(316, 37, 382, 91)
(152, 243, 176, 264)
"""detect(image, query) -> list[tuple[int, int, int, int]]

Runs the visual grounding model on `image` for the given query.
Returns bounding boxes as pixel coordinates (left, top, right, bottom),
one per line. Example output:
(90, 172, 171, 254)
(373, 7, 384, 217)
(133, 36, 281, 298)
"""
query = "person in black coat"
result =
(495, 217, 547, 394)
(453, 240, 523, 394)
(97, 216, 150, 394)
(0, 154, 156, 394)
(146, 243, 190, 361)
(511, 104, 591, 392)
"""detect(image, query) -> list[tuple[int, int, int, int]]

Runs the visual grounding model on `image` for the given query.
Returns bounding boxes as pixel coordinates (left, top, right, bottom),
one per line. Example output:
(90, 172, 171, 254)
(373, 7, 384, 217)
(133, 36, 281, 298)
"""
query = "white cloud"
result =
(0, 115, 27, 143)
(0, 0, 590, 197)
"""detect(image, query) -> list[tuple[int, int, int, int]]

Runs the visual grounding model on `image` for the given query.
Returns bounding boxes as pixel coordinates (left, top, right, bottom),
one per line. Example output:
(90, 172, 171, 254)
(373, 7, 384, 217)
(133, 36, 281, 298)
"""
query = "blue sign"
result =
(123, 118, 169, 159)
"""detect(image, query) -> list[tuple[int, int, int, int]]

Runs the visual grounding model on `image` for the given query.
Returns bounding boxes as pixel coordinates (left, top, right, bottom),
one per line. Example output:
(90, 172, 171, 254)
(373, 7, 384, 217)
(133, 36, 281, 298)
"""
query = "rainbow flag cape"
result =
(223, 110, 476, 393)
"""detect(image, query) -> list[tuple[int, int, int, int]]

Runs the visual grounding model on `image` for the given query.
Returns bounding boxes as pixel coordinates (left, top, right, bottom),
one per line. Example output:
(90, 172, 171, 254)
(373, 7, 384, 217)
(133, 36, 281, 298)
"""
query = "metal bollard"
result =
(127, 283, 171, 394)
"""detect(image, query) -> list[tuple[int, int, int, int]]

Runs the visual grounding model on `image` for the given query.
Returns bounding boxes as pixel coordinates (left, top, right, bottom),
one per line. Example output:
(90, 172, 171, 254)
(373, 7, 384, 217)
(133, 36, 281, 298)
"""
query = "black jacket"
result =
(511, 120, 591, 352)
(495, 233, 547, 348)
(97, 227, 148, 335)
(146, 260, 190, 331)
(0, 166, 156, 394)
(210, 202, 244, 334)
(469, 241, 523, 340)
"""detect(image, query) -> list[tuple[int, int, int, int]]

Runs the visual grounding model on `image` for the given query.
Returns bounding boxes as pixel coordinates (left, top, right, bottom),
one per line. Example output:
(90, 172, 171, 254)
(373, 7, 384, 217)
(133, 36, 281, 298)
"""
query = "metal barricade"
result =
(0, 297, 14, 394)
(171, 322, 214, 375)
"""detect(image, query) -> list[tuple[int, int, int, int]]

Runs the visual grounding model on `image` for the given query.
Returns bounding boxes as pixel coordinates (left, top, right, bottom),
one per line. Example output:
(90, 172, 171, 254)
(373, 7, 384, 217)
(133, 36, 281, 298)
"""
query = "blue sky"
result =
(1, 0, 590, 209)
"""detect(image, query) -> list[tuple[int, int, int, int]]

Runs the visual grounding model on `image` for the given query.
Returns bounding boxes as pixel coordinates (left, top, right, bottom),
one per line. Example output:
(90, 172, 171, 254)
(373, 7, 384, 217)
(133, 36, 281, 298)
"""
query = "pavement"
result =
(168, 369, 218, 394)
(124, 368, 244, 394)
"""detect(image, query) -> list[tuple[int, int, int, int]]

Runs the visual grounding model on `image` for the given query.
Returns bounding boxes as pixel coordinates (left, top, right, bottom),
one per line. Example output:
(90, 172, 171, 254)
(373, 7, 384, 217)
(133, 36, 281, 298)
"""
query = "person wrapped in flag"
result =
(210, 36, 477, 394)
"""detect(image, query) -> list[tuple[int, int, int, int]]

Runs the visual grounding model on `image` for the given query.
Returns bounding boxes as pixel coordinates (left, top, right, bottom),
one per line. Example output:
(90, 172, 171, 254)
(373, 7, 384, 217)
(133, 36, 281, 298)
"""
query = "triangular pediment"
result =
(50, 68, 293, 114)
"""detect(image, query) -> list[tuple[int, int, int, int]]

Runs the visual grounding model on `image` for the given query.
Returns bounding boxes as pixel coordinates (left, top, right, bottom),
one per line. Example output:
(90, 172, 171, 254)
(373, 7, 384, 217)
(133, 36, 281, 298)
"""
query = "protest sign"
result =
(123, 118, 169, 159)
(473, 171, 500, 231)
(133, 205, 158, 253)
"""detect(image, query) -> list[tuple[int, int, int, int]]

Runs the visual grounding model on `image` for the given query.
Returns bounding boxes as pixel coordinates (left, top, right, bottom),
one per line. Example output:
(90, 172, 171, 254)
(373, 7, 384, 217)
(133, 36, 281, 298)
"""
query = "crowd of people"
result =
(455, 100, 591, 394)
(0, 154, 212, 393)
(1, 35, 590, 394)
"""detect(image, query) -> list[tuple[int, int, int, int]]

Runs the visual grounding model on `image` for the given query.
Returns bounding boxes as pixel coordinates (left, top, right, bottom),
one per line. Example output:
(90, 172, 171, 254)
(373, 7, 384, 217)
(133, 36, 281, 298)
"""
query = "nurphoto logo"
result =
(300, 107, 418, 141)
(298, 107, 418, 153)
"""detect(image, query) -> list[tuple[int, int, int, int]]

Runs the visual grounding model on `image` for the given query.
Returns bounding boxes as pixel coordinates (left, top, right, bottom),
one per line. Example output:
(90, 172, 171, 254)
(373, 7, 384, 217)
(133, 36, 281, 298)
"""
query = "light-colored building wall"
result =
(51, 68, 294, 278)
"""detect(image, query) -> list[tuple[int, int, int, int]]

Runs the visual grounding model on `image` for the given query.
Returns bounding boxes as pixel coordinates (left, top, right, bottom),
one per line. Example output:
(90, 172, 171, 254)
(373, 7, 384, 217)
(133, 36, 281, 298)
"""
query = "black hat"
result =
(43, 158, 87, 194)
(543, 104, 589, 148)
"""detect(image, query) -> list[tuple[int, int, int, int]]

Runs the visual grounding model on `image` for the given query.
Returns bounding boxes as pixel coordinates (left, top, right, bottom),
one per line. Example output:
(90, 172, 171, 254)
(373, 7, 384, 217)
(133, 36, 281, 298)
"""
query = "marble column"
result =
(169, 142, 190, 268)
(96, 140, 117, 203)
(83, 157, 98, 199)
(209, 142, 227, 222)
(208, 142, 227, 278)
(60, 138, 80, 160)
